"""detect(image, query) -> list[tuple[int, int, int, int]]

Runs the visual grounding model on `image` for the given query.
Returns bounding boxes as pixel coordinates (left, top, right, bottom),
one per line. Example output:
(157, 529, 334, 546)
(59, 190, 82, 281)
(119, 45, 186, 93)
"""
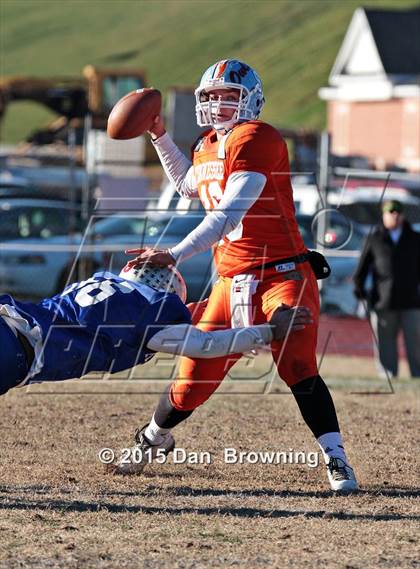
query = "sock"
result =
(290, 375, 339, 438)
(144, 415, 171, 445)
(154, 384, 194, 428)
(317, 432, 348, 464)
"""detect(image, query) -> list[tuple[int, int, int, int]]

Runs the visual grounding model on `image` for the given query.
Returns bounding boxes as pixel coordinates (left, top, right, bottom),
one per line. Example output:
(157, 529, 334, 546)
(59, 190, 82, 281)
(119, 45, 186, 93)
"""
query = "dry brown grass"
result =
(0, 356, 419, 569)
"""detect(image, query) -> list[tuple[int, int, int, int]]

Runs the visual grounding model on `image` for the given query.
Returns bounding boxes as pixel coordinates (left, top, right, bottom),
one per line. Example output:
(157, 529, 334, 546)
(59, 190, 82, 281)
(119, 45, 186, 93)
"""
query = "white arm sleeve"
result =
(169, 170, 266, 261)
(152, 132, 198, 199)
(146, 323, 273, 358)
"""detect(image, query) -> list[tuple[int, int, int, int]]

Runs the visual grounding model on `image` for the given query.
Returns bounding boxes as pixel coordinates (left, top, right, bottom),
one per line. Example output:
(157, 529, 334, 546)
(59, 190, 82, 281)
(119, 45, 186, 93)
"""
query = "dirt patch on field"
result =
(0, 367, 419, 568)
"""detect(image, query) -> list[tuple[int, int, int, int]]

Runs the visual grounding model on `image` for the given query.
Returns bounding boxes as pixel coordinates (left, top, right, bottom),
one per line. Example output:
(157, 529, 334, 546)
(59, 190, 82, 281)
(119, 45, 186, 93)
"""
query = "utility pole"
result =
(316, 131, 331, 293)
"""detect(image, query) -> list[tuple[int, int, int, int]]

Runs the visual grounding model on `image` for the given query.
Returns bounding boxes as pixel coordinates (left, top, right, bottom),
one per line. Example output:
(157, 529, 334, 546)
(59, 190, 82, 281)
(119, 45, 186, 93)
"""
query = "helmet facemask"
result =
(196, 85, 247, 131)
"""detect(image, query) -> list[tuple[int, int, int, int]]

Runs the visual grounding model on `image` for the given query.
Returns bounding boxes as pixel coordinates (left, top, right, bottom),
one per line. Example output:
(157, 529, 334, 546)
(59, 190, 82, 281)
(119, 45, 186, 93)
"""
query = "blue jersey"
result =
(0, 272, 191, 382)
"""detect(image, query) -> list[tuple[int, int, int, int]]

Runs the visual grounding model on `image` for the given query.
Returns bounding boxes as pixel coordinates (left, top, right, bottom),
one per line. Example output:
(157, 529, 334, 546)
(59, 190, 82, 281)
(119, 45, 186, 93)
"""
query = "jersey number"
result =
(63, 277, 135, 307)
(199, 181, 243, 244)
(199, 180, 223, 210)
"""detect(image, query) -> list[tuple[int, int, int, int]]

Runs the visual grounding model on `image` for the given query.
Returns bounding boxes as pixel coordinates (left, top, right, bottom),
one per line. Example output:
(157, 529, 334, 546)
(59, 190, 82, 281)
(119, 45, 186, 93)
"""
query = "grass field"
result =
(0, 356, 419, 568)
(1, 0, 418, 142)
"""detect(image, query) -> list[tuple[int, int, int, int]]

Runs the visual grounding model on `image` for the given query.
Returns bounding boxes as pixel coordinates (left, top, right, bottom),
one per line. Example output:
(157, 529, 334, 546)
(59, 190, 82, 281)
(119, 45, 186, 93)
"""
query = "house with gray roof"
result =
(319, 6, 420, 172)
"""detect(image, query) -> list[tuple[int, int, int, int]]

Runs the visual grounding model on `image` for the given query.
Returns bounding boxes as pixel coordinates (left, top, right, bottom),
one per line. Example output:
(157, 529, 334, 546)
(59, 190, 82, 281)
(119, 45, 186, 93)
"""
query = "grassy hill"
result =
(1, 0, 417, 143)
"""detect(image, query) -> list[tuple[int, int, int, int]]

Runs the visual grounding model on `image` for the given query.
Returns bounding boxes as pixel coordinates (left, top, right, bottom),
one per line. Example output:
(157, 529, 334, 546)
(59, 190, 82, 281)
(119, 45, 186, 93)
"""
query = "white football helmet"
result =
(195, 59, 265, 131)
(120, 262, 187, 303)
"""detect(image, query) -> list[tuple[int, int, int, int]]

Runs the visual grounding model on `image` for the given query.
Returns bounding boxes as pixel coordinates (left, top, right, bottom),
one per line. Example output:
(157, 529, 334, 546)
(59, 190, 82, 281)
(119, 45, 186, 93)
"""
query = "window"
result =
(102, 76, 145, 112)
(93, 216, 146, 237)
(0, 205, 78, 240)
(0, 209, 20, 240)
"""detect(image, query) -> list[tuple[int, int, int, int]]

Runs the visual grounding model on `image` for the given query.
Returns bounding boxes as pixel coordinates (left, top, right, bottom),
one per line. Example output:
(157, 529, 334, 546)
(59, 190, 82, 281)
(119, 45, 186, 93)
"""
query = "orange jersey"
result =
(192, 120, 306, 277)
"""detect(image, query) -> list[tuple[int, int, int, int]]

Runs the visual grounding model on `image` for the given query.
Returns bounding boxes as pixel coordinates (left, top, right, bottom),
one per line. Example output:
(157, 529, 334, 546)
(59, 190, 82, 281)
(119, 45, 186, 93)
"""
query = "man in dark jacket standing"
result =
(353, 200, 420, 378)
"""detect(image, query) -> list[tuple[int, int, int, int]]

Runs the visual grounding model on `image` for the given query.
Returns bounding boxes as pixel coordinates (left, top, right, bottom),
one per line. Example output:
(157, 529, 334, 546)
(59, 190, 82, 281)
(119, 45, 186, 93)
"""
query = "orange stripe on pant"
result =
(170, 262, 320, 411)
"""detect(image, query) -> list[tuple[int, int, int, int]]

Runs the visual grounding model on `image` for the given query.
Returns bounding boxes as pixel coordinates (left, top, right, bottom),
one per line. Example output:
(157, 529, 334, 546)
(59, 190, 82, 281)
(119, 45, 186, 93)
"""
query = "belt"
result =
(252, 252, 309, 272)
(16, 330, 35, 369)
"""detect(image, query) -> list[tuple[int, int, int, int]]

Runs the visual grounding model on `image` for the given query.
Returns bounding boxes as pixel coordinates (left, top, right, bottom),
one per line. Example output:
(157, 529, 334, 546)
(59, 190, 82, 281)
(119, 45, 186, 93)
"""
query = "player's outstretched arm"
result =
(148, 116, 198, 199)
(146, 306, 312, 358)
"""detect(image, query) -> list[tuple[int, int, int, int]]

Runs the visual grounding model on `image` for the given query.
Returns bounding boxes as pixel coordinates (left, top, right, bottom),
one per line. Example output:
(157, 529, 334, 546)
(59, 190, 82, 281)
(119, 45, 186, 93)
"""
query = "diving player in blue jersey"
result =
(0, 262, 312, 396)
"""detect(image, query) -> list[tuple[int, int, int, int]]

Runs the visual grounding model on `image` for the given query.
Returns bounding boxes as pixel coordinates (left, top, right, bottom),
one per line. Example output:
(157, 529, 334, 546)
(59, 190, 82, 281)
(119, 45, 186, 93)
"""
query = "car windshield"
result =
(92, 214, 204, 239)
(0, 204, 80, 240)
(93, 216, 146, 237)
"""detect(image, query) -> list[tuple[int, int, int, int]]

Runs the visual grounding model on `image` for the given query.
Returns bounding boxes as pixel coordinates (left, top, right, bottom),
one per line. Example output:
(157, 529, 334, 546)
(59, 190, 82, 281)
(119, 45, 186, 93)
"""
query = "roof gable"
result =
(365, 7, 420, 75)
(330, 7, 420, 82)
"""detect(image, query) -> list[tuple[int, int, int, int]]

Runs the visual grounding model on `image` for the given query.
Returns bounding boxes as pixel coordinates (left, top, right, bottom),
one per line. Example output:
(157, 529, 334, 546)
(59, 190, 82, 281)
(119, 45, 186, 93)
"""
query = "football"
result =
(107, 88, 162, 139)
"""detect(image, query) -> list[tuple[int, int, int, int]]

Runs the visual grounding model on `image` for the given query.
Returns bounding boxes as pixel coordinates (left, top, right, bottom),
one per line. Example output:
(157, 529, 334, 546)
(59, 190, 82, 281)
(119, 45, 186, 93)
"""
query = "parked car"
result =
(292, 182, 321, 215)
(328, 187, 420, 232)
(296, 213, 364, 315)
(0, 197, 82, 239)
(0, 172, 45, 200)
(0, 198, 85, 299)
(0, 170, 78, 201)
(297, 211, 364, 251)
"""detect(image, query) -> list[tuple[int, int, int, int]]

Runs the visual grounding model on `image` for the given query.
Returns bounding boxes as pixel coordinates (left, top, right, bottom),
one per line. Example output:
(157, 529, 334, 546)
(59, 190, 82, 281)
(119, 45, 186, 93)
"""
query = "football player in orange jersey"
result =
(119, 60, 358, 492)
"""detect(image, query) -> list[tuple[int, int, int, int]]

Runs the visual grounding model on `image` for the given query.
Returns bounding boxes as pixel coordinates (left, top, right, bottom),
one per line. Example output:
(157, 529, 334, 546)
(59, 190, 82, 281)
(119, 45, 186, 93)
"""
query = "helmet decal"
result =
(228, 63, 251, 84)
(215, 60, 228, 79)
